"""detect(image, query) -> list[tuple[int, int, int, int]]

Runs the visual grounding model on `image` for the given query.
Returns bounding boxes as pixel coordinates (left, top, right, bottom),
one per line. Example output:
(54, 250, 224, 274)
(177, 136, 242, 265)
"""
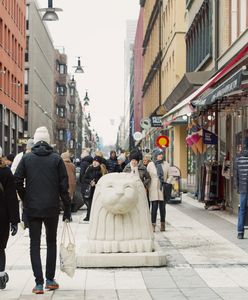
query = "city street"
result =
(2, 194, 248, 300)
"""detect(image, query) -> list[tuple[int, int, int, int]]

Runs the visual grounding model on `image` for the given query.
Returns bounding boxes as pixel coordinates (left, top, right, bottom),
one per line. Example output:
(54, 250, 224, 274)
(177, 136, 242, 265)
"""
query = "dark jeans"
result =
(151, 201, 166, 224)
(0, 249, 6, 272)
(238, 193, 248, 233)
(28, 216, 59, 285)
(85, 198, 92, 220)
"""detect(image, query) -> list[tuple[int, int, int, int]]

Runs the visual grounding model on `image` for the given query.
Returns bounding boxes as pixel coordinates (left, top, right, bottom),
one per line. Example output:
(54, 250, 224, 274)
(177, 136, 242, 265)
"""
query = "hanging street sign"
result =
(156, 135, 169, 148)
(150, 116, 163, 127)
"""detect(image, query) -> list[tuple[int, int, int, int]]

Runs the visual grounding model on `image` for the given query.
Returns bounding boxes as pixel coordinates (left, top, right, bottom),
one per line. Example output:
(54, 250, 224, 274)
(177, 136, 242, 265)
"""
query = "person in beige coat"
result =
(147, 148, 170, 232)
(61, 151, 76, 200)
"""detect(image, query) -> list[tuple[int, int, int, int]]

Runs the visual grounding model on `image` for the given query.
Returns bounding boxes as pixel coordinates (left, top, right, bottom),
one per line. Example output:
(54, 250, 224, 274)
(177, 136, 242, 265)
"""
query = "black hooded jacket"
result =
(79, 155, 93, 183)
(14, 141, 71, 218)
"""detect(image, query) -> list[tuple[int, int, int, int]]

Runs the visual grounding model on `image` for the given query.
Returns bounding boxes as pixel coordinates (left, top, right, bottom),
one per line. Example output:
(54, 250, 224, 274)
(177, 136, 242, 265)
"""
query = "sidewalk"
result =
(1, 194, 248, 300)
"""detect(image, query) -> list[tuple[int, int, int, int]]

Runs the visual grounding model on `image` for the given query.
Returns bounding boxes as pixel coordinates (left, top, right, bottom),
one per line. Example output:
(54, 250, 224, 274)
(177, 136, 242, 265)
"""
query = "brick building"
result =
(0, 0, 26, 155)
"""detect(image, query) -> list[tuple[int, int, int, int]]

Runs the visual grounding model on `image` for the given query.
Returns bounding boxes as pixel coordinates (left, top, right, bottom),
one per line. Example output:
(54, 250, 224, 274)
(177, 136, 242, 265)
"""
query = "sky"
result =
(36, 0, 140, 145)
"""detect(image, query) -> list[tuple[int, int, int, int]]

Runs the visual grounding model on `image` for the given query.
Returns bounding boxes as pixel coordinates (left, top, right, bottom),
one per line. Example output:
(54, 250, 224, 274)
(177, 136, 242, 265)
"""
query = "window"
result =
(58, 107, 65, 118)
(26, 5, 29, 30)
(186, 0, 212, 72)
(59, 86, 66, 96)
(59, 64, 66, 74)
(0, 18, 3, 46)
(70, 87, 75, 96)
(70, 105, 74, 113)
(59, 130, 64, 141)
(24, 69, 29, 94)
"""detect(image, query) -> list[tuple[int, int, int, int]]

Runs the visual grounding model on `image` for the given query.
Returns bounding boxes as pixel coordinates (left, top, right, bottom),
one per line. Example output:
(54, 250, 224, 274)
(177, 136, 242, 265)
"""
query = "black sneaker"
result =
(0, 273, 9, 290)
(83, 217, 89, 221)
(237, 232, 244, 239)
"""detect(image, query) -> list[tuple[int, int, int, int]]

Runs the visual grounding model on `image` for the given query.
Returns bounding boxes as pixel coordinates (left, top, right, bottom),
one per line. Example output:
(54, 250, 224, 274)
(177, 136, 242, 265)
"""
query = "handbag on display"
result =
(60, 222, 76, 278)
(83, 184, 92, 199)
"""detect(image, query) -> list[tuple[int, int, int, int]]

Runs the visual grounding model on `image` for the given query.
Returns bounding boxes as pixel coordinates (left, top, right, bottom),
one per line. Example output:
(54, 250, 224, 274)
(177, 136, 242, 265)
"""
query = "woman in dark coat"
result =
(0, 147, 20, 290)
(81, 156, 103, 221)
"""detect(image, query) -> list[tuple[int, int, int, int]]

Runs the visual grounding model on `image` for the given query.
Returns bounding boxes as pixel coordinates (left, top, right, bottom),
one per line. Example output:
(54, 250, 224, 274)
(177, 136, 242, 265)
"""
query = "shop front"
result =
(192, 66, 248, 213)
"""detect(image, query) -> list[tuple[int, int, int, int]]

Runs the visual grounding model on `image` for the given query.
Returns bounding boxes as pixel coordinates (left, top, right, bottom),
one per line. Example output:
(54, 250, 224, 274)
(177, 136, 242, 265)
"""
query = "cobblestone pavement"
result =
(1, 194, 248, 300)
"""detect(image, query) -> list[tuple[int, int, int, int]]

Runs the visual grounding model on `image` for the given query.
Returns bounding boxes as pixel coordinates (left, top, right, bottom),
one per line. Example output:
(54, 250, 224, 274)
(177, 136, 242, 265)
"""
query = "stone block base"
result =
(76, 243, 166, 268)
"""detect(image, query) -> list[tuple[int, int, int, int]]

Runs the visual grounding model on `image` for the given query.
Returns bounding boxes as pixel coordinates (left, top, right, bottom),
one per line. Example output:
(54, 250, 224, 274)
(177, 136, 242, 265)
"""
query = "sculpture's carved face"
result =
(100, 175, 139, 214)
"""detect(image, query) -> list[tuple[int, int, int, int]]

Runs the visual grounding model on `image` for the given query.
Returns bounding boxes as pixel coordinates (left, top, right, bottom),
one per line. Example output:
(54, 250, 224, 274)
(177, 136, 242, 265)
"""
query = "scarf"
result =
(155, 160, 164, 190)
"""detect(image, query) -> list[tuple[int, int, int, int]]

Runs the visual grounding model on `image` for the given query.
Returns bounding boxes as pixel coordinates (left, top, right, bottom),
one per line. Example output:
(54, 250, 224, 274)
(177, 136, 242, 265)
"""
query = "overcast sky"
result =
(36, 0, 140, 145)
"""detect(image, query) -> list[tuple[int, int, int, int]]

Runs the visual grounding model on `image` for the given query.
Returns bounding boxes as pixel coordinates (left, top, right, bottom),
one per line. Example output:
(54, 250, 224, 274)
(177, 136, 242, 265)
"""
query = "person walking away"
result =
(235, 138, 248, 239)
(11, 139, 34, 231)
(61, 151, 76, 213)
(0, 146, 20, 290)
(14, 126, 71, 294)
(147, 148, 170, 232)
(81, 156, 103, 221)
(106, 150, 119, 173)
(79, 149, 93, 213)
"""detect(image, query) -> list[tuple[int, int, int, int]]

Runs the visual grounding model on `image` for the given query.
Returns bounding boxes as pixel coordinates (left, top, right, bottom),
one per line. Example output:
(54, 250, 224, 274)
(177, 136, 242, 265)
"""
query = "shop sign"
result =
(156, 135, 169, 148)
(193, 68, 244, 107)
(17, 138, 27, 144)
(202, 129, 217, 145)
(150, 116, 163, 127)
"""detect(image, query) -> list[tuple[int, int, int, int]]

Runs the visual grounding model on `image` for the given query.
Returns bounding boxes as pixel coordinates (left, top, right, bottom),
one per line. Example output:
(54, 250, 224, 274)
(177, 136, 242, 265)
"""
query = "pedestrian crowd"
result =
(0, 125, 173, 294)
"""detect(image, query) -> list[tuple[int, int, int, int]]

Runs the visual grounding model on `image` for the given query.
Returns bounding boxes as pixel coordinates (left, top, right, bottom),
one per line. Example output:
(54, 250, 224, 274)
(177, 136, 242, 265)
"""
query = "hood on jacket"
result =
(32, 141, 54, 156)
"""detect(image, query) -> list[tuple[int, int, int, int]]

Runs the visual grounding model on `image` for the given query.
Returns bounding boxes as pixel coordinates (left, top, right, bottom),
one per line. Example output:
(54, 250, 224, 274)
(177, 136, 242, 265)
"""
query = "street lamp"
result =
(39, 0, 62, 21)
(74, 57, 84, 73)
(83, 91, 90, 106)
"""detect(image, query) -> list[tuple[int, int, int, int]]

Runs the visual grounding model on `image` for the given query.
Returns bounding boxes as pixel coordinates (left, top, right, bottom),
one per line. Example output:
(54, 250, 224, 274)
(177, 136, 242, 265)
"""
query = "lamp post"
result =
(82, 91, 90, 148)
(39, 0, 62, 21)
(73, 57, 84, 73)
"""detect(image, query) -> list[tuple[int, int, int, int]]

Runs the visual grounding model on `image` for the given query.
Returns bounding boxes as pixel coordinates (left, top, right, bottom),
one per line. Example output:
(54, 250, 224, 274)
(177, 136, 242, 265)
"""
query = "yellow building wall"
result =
(142, 0, 161, 118)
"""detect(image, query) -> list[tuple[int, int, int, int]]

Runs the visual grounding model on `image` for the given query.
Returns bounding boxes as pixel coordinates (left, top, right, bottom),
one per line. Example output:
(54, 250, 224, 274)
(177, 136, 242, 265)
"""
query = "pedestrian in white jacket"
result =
(11, 139, 34, 174)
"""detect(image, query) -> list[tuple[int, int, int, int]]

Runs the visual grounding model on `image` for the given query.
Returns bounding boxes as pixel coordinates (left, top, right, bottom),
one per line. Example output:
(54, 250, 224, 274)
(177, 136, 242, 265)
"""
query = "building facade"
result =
(25, 0, 54, 141)
(0, 0, 26, 155)
(124, 20, 137, 150)
(133, 7, 144, 136)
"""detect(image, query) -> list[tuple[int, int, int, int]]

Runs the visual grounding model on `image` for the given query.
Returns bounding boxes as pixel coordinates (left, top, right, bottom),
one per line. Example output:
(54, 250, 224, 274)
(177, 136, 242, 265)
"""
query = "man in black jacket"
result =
(15, 126, 71, 294)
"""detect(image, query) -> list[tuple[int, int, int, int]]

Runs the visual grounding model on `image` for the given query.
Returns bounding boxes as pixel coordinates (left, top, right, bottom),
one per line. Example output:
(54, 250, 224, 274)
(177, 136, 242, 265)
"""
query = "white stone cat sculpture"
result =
(88, 173, 154, 253)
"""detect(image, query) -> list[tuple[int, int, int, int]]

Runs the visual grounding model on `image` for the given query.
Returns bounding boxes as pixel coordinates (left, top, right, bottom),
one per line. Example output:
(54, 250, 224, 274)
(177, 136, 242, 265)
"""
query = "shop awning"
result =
(191, 67, 248, 107)
(164, 71, 213, 111)
(161, 44, 248, 124)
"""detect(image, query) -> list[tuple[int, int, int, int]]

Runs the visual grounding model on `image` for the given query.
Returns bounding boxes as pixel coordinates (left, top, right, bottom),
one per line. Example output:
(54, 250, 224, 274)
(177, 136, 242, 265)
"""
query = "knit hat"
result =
(93, 156, 102, 164)
(152, 148, 164, 161)
(0, 146, 2, 157)
(129, 149, 141, 162)
(33, 126, 50, 144)
(61, 151, 70, 161)
(26, 138, 34, 150)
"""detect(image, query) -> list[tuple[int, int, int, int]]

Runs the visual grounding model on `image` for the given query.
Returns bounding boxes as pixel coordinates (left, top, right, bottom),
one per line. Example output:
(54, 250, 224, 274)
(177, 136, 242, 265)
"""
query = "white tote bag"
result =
(60, 222, 76, 277)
